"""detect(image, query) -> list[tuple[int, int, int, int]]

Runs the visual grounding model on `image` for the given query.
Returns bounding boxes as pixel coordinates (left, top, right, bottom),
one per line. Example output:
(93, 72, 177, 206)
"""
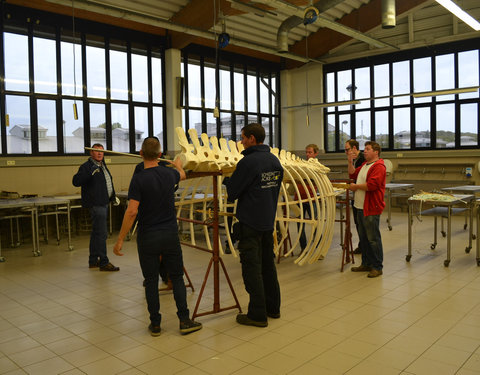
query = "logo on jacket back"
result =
(261, 171, 282, 189)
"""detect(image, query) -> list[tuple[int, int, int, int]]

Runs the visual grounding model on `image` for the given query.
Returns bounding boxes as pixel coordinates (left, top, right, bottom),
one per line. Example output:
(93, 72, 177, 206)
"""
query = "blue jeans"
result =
(89, 205, 109, 267)
(356, 210, 383, 270)
(137, 230, 189, 326)
(297, 203, 317, 251)
(238, 223, 281, 321)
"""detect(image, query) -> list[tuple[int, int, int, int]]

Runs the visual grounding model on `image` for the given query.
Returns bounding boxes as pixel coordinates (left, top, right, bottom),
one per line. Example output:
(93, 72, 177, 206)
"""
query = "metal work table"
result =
(441, 185, 480, 238)
(407, 194, 477, 267)
(385, 183, 415, 230)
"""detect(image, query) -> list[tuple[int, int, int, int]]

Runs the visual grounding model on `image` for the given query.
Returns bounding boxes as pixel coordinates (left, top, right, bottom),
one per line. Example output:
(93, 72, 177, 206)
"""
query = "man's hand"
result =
(349, 183, 359, 192)
(113, 240, 124, 256)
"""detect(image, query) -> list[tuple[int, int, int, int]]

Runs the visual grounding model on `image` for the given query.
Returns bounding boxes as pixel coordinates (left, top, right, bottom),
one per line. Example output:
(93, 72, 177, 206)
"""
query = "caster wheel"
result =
(68, 245, 74, 251)
(430, 244, 436, 250)
(406, 255, 411, 262)
(441, 231, 446, 238)
(444, 260, 450, 267)
(473, 234, 477, 240)
(0, 256, 5, 262)
(477, 259, 480, 266)
(57, 241, 60, 246)
(464, 224, 468, 230)
(465, 247, 471, 254)
(388, 225, 392, 231)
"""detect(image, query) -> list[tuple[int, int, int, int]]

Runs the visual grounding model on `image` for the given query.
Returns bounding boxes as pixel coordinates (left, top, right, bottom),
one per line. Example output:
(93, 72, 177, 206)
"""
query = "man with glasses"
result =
(345, 139, 365, 255)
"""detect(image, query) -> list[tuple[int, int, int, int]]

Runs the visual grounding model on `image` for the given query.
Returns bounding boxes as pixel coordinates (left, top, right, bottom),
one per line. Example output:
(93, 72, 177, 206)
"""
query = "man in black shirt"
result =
(226, 123, 283, 327)
(113, 137, 202, 336)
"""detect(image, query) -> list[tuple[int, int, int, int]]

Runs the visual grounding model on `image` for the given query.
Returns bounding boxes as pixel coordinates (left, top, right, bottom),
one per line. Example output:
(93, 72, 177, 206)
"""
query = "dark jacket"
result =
(72, 158, 115, 208)
(226, 144, 283, 231)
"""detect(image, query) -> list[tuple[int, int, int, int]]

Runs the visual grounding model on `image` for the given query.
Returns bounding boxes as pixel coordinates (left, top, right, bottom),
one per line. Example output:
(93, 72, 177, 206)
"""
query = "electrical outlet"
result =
(396, 153, 403, 158)
(105, 158, 111, 163)
(7, 160, 15, 166)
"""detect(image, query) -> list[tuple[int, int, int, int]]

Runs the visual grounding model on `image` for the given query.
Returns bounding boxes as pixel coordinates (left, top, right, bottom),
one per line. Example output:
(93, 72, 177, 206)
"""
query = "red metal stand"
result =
(179, 171, 242, 319)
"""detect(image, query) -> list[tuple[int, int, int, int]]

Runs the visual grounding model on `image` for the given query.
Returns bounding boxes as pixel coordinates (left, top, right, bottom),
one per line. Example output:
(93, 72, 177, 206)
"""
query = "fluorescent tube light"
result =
(436, 0, 480, 31)
(412, 86, 479, 98)
(283, 99, 361, 110)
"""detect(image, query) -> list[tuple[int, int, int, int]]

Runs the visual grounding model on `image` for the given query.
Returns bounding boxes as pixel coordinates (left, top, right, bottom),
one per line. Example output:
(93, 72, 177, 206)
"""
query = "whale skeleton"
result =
(174, 127, 337, 266)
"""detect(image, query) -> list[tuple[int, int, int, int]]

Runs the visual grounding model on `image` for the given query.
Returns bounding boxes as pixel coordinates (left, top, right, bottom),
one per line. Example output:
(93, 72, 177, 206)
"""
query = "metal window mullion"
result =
(147, 45, 153, 138)
(229, 61, 235, 140)
(161, 48, 167, 150)
(28, 22, 39, 155)
(55, 25, 64, 153)
(200, 56, 206, 134)
(0, 7, 7, 155)
(81, 32, 89, 149)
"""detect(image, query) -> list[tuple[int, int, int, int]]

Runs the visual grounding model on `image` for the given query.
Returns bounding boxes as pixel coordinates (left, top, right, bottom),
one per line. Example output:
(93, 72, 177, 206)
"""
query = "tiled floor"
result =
(1, 211, 480, 374)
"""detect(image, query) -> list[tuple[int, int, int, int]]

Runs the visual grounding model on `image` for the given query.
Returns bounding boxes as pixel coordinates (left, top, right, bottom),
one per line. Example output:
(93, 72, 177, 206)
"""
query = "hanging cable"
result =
(304, 25, 310, 127)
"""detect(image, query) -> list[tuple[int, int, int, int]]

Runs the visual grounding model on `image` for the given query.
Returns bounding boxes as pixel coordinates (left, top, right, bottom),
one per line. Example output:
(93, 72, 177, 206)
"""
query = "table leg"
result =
(407, 202, 412, 262)
(466, 201, 473, 253)
(476, 203, 480, 266)
(445, 206, 451, 267)
(67, 202, 73, 251)
(387, 189, 392, 231)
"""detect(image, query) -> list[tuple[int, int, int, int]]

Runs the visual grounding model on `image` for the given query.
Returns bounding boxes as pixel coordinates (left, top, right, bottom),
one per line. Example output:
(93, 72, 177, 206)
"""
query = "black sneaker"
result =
(99, 262, 120, 272)
(148, 324, 161, 336)
(179, 319, 202, 335)
(267, 312, 280, 319)
(236, 314, 268, 327)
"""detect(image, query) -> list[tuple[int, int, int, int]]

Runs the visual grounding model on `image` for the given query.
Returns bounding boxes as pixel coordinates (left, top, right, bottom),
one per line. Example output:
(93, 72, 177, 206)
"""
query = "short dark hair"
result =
(345, 139, 359, 150)
(141, 137, 160, 160)
(365, 141, 381, 155)
(242, 123, 265, 144)
(91, 143, 104, 148)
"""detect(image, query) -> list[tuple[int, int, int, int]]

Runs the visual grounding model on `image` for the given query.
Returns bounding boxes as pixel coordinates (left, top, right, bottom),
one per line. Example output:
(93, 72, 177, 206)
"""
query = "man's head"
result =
(141, 137, 161, 161)
(363, 141, 381, 162)
(90, 143, 104, 162)
(241, 123, 265, 149)
(345, 139, 360, 156)
(305, 144, 319, 160)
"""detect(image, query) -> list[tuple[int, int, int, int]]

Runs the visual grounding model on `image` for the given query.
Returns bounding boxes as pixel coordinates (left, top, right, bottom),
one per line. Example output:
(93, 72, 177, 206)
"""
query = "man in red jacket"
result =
(347, 141, 386, 278)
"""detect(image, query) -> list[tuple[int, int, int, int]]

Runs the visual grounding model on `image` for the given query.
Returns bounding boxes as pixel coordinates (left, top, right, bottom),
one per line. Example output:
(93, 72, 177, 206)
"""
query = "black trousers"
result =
(237, 223, 281, 321)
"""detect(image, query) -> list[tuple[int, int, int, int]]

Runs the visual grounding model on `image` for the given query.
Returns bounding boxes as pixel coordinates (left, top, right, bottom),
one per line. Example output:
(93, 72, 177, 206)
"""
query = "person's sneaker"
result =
(148, 324, 161, 337)
(367, 269, 383, 278)
(236, 314, 268, 327)
(88, 261, 99, 268)
(267, 312, 280, 319)
(351, 265, 371, 272)
(353, 247, 362, 254)
(179, 319, 202, 335)
(99, 263, 120, 272)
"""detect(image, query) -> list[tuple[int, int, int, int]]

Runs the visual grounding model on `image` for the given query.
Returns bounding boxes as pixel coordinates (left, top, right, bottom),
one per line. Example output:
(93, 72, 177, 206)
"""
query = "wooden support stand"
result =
(179, 171, 242, 319)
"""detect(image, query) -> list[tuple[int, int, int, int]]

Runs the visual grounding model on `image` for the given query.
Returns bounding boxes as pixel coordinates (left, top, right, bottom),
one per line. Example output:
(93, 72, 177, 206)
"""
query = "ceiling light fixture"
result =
(436, 0, 480, 31)
(412, 86, 479, 98)
(283, 100, 361, 110)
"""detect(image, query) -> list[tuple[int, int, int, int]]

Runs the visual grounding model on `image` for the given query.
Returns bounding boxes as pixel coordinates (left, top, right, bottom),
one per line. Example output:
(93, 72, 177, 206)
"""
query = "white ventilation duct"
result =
(382, 0, 396, 28)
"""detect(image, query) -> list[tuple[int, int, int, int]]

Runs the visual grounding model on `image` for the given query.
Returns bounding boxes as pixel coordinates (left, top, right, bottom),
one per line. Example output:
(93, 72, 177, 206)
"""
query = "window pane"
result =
(188, 63, 201, 107)
(189, 109, 202, 135)
(111, 103, 129, 152)
(326, 72, 335, 103)
(436, 103, 455, 148)
(132, 53, 148, 102)
(206, 112, 217, 137)
(415, 107, 431, 148)
(413, 57, 432, 104)
(234, 71, 245, 111)
(339, 114, 351, 145)
(34, 37, 57, 94)
(63, 99, 84, 153)
(261, 117, 270, 145)
(271, 117, 279, 148)
(260, 77, 269, 113)
(435, 54, 455, 102)
(393, 108, 410, 149)
(90, 103, 106, 146)
(337, 69, 353, 111)
(271, 76, 278, 115)
(61, 40, 82, 96)
(355, 67, 370, 109)
(393, 61, 410, 105)
(220, 69, 231, 110)
(86, 42, 106, 98)
(204, 66, 216, 109)
(152, 56, 163, 103)
(4, 33, 29, 92)
(459, 50, 479, 99)
(375, 111, 389, 149)
(6, 95, 31, 154)
(460, 103, 477, 147)
(220, 116, 232, 140)
(134, 106, 148, 151)
(247, 74, 257, 113)
(110, 49, 128, 100)
(355, 111, 371, 147)
(153, 106, 163, 140)
(327, 114, 335, 151)
(37, 99, 57, 152)
(374, 64, 389, 107)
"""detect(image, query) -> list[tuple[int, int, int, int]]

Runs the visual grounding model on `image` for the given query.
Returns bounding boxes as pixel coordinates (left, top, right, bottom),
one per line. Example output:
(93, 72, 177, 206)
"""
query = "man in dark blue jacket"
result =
(73, 143, 119, 271)
(226, 123, 283, 327)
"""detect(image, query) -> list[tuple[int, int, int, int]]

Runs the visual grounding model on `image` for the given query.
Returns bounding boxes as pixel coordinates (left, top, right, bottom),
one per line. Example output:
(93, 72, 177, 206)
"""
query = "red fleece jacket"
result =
(349, 159, 386, 216)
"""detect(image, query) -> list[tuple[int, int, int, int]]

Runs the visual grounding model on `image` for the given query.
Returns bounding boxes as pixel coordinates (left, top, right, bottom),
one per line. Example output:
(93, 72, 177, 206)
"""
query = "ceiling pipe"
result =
(43, 0, 323, 64)
(274, 0, 346, 53)
(382, 0, 396, 28)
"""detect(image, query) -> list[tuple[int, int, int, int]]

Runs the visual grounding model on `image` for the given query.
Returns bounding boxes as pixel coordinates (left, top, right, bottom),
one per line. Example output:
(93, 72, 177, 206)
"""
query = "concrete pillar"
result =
(164, 48, 182, 155)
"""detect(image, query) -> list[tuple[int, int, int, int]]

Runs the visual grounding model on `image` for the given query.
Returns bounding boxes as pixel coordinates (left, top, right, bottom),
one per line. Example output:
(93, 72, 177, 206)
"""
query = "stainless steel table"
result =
(441, 186, 480, 239)
(407, 194, 477, 267)
(385, 183, 414, 230)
